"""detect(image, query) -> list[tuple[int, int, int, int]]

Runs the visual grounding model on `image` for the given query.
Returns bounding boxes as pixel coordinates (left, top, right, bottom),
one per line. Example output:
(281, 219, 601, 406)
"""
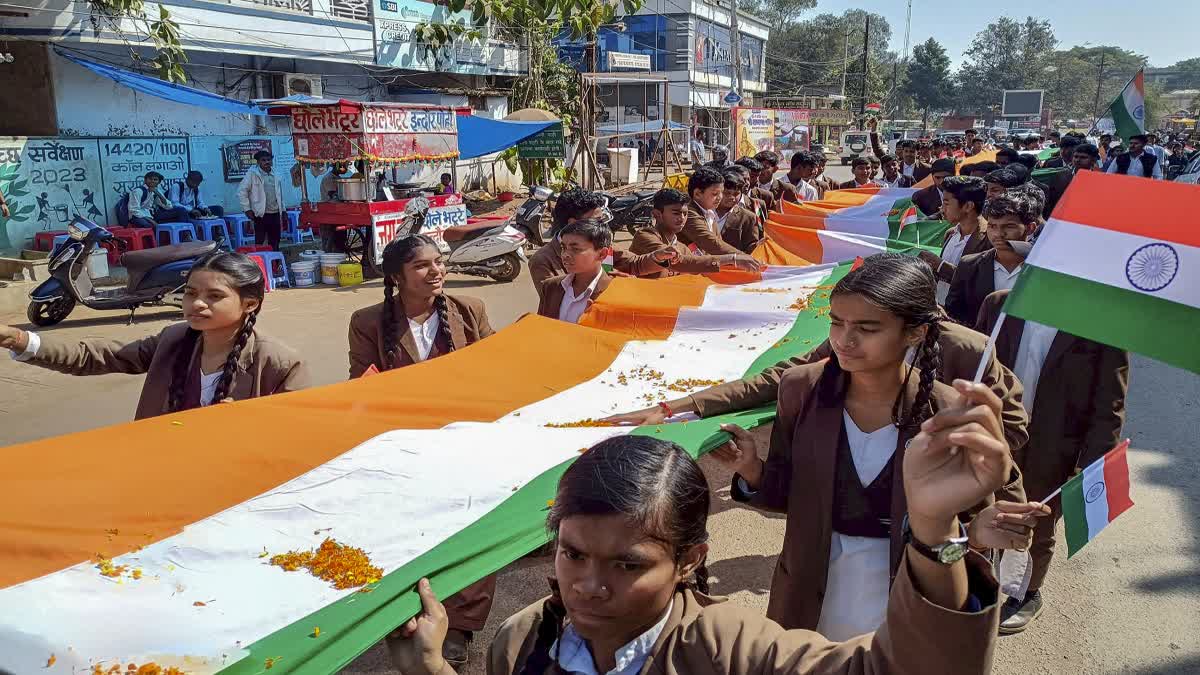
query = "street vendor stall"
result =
(277, 99, 471, 274)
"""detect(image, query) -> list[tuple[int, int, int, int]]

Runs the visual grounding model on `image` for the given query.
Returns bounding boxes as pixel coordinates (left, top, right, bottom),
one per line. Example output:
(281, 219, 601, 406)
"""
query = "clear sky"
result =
(812, 0, 1198, 68)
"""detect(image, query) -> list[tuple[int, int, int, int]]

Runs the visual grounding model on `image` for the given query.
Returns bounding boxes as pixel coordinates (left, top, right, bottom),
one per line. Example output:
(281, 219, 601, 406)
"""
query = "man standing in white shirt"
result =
(237, 150, 287, 250)
(535, 219, 613, 323)
(780, 151, 819, 202)
(1105, 134, 1164, 180)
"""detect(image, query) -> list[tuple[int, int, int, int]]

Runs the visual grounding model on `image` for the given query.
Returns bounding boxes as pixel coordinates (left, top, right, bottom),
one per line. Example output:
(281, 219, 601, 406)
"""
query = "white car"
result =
(838, 131, 871, 165)
(1174, 153, 1200, 184)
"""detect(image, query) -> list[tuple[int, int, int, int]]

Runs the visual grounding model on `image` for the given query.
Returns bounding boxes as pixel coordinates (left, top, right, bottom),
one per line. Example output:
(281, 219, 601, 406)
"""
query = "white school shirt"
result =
(992, 260, 1023, 292)
(815, 411, 898, 642)
(782, 174, 819, 201)
(551, 601, 673, 675)
(558, 272, 602, 324)
(409, 313, 441, 362)
(1013, 320, 1059, 415)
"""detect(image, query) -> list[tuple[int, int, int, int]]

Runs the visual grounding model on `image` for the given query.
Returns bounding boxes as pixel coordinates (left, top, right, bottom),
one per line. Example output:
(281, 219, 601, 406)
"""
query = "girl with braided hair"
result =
(346, 234, 496, 669)
(391, 416, 1018, 675)
(347, 234, 493, 379)
(0, 251, 308, 420)
(715, 254, 1001, 641)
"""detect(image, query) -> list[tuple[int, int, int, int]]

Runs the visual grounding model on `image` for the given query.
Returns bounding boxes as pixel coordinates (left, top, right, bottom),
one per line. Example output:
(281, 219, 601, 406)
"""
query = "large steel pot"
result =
(336, 178, 369, 201)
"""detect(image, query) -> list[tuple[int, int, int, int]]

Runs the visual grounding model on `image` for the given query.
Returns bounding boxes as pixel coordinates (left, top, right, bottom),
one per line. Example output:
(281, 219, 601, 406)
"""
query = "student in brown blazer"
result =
(751, 150, 798, 206)
(813, 155, 840, 196)
(391, 427, 1015, 675)
(714, 256, 1015, 637)
(345, 234, 496, 667)
(604, 253, 1031, 458)
(946, 191, 1038, 326)
(917, 176, 992, 290)
(714, 170, 763, 254)
(536, 219, 613, 322)
(838, 156, 882, 189)
(528, 188, 661, 297)
(626, 189, 761, 278)
(976, 290, 1129, 634)
(678, 166, 748, 257)
(912, 157, 957, 217)
(0, 251, 308, 420)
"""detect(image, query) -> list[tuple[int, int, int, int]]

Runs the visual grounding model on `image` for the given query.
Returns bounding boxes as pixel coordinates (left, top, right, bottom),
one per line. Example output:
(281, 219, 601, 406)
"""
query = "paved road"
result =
(3, 165, 1197, 673)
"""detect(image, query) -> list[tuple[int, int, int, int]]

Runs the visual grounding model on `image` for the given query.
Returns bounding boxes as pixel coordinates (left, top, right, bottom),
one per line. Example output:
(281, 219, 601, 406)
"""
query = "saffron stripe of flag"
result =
(1061, 440, 1135, 557)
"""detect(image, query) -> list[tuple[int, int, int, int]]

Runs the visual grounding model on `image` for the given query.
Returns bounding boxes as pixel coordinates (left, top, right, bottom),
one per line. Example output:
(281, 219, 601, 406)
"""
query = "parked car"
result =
(1174, 151, 1200, 185)
(838, 131, 871, 164)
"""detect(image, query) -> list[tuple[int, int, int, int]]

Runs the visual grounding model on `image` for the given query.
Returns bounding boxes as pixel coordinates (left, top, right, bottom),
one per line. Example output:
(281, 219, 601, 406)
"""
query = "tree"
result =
(905, 38, 953, 131)
(86, 0, 187, 82)
(1158, 57, 1200, 90)
(955, 16, 1057, 114)
(741, 0, 816, 29)
(766, 9, 894, 108)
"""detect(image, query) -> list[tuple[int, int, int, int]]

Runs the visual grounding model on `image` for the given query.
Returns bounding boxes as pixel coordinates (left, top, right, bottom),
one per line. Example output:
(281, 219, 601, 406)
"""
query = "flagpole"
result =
(972, 311, 1007, 383)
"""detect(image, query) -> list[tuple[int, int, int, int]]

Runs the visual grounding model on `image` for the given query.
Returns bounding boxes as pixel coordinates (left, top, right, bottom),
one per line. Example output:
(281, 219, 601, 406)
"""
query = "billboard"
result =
(774, 109, 811, 161)
(733, 108, 776, 158)
(1002, 90, 1044, 117)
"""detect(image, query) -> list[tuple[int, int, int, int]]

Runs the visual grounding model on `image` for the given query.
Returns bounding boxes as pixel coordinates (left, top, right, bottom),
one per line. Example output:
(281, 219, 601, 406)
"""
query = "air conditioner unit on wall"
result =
(275, 73, 323, 99)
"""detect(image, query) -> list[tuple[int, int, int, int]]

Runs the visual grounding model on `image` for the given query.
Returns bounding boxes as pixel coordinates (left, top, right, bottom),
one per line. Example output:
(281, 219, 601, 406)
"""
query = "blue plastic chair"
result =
(249, 251, 290, 290)
(283, 210, 316, 244)
(155, 222, 197, 247)
(223, 214, 255, 249)
(193, 217, 232, 246)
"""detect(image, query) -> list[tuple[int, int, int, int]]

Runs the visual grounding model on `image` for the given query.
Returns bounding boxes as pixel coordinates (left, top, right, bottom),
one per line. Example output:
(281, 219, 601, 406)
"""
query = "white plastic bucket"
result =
(290, 260, 319, 287)
(319, 253, 347, 285)
(87, 246, 110, 280)
(299, 249, 323, 265)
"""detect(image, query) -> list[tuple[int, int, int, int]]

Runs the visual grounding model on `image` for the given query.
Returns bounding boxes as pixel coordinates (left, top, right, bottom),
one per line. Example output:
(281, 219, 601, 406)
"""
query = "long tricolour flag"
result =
(0, 263, 849, 674)
(753, 187, 950, 266)
(1062, 440, 1135, 557)
(1109, 69, 1147, 141)
(1005, 171, 1200, 374)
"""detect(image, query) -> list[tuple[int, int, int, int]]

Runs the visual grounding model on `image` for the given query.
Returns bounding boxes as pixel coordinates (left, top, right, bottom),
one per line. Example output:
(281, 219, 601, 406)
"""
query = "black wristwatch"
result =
(901, 515, 970, 565)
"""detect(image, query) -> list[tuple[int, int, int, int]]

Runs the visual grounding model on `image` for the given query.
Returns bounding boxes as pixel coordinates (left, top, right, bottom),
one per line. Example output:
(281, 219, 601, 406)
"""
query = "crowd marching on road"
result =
(1, 115, 1197, 675)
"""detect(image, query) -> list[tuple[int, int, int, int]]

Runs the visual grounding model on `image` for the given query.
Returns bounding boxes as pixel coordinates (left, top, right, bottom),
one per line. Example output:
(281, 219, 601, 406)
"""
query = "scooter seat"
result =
(123, 241, 217, 291)
(441, 221, 505, 243)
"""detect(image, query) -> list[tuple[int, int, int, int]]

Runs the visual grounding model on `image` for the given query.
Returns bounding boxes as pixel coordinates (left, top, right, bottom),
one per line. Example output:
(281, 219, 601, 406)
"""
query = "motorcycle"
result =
(512, 186, 554, 247)
(27, 216, 217, 326)
(601, 189, 657, 236)
(404, 197, 527, 282)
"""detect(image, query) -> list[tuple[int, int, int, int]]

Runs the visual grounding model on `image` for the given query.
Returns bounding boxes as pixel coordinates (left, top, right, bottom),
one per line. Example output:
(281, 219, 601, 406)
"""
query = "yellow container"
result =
(663, 173, 688, 191)
(337, 262, 364, 287)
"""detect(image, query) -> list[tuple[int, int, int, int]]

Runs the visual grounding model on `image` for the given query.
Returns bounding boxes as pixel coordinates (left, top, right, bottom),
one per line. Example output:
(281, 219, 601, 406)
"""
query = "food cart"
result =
(281, 99, 471, 274)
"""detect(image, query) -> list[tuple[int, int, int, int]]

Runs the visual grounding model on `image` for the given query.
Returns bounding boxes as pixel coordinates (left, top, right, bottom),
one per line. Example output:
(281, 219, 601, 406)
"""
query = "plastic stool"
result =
(223, 214, 254, 249)
(34, 230, 69, 252)
(109, 227, 156, 251)
(236, 245, 273, 254)
(100, 240, 123, 266)
(155, 222, 197, 247)
(193, 217, 232, 245)
(248, 252, 290, 290)
(246, 254, 272, 293)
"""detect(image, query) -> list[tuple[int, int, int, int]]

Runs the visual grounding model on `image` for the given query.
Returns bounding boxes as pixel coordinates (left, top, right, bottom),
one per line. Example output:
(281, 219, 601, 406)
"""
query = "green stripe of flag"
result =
(226, 263, 853, 674)
(1059, 472, 1092, 557)
(1007, 266, 1200, 373)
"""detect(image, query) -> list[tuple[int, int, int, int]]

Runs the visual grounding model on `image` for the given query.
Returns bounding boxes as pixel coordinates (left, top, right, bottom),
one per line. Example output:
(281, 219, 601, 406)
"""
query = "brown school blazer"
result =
(627, 228, 720, 278)
(976, 291, 1129, 498)
(529, 240, 660, 298)
(734, 362, 997, 631)
(934, 225, 992, 282)
(718, 205, 761, 253)
(679, 202, 743, 256)
(29, 322, 309, 420)
(489, 563, 1002, 675)
(346, 294, 493, 378)
(945, 248, 1000, 326)
(912, 184, 942, 217)
(689, 319, 1030, 455)
(536, 271, 612, 320)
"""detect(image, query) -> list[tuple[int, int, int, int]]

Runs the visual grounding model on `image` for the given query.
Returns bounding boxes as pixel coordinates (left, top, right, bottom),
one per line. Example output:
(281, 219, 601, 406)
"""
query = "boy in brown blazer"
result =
(946, 191, 1038, 326)
(917, 176, 992, 302)
(627, 189, 760, 278)
(679, 166, 746, 256)
(536, 219, 613, 323)
(976, 290, 1128, 633)
(714, 170, 762, 253)
(912, 158, 957, 217)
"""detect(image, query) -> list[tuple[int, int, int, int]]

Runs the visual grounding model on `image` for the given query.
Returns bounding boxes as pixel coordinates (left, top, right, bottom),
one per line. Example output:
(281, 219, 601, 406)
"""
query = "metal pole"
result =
(730, 0, 744, 98)
(840, 27, 849, 98)
(1091, 51, 1108, 132)
(859, 15, 870, 124)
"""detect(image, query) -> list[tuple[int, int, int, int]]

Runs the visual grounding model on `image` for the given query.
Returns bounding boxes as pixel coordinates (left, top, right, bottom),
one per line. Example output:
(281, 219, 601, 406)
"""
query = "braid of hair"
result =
(167, 328, 202, 413)
(910, 323, 943, 428)
(381, 277, 399, 370)
(434, 293, 454, 353)
(211, 310, 257, 404)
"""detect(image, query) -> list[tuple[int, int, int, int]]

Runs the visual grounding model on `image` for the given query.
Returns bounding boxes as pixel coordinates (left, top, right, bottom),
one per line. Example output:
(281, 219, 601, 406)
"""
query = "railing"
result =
(229, 0, 313, 14)
(330, 0, 370, 21)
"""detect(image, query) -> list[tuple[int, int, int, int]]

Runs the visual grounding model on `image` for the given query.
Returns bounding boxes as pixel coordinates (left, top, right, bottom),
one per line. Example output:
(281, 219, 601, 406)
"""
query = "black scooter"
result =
(27, 216, 217, 326)
(511, 186, 555, 247)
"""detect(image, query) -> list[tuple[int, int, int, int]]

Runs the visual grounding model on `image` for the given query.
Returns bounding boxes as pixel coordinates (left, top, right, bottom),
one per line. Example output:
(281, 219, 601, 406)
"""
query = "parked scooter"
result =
(403, 198, 527, 282)
(512, 186, 554, 247)
(27, 216, 217, 326)
(602, 189, 657, 236)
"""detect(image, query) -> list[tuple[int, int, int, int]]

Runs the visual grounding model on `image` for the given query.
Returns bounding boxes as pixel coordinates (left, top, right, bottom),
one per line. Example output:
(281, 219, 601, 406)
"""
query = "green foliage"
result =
(766, 10, 896, 109)
(88, 0, 188, 82)
(905, 38, 953, 119)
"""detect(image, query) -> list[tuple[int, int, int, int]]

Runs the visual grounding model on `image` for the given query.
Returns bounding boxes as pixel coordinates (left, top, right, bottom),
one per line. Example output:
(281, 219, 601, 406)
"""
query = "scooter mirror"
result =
(67, 219, 95, 240)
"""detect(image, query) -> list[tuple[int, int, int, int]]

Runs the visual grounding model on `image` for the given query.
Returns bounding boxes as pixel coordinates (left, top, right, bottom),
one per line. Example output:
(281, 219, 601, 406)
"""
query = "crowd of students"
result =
(0, 142, 1138, 672)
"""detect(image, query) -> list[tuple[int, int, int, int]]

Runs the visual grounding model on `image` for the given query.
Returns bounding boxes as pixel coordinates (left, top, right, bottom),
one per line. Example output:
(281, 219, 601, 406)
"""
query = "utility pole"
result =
(840, 26, 849, 98)
(1091, 51, 1108, 132)
(729, 0, 744, 150)
(859, 15, 870, 125)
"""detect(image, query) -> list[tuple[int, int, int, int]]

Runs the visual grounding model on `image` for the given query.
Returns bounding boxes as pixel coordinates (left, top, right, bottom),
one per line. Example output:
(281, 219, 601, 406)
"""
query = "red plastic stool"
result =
(109, 227, 156, 251)
(34, 230, 69, 252)
(100, 240, 123, 266)
(237, 245, 273, 254)
(246, 254, 272, 293)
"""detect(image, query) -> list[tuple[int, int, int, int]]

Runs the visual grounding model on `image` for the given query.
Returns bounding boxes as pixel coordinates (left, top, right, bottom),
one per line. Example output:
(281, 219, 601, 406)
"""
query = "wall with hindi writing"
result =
(187, 136, 303, 215)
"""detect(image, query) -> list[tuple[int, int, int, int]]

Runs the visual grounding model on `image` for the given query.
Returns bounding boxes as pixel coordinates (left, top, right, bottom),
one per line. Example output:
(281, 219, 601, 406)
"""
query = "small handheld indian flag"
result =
(602, 253, 614, 273)
(1060, 440, 1135, 557)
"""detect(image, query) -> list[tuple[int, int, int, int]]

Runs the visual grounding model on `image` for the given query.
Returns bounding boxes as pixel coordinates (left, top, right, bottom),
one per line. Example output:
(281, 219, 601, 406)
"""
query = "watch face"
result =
(938, 542, 969, 564)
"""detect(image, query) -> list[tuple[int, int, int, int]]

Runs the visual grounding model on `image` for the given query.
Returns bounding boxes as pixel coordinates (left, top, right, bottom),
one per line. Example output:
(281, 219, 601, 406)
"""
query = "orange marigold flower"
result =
(46, 654, 55, 667)
(269, 538, 383, 590)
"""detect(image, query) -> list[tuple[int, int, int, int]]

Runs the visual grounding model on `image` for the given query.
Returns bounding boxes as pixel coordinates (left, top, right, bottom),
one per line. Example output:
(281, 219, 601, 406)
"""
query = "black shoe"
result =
(999, 590, 1043, 634)
(442, 628, 471, 671)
